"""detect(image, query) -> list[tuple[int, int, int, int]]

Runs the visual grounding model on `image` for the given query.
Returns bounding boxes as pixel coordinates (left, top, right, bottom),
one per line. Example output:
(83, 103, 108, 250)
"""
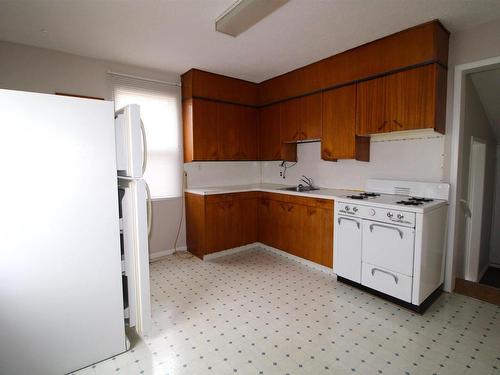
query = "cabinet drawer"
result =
(361, 221, 415, 276)
(362, 262, 413, 302)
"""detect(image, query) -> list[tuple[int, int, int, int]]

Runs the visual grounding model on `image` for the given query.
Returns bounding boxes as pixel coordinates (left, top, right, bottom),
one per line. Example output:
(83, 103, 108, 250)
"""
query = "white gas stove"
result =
(334, 179, 450, 313)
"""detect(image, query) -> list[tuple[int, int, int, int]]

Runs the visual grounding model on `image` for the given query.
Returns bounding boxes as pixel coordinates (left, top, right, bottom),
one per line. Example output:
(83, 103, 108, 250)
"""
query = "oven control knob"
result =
(387, 212, 393, 218)
(345, 205, 350, 211)
(397, 214, 404, 220)
(369, 209, 375, 216)
(353, 207, 358, 212)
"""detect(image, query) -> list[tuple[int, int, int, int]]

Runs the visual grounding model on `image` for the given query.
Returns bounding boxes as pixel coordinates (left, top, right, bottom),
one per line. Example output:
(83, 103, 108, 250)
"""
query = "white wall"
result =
(261, 136, 445, 189)
(0, 41, 185, 256)
(453, 76, 497, 278)
(184, 161, 261, 188)
(491, 145, 500, 265)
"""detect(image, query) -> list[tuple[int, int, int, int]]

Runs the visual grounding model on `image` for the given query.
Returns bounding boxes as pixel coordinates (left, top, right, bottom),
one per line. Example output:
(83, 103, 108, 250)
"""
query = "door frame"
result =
(445, 55, 500, 291)
(464, 137, 487, 282)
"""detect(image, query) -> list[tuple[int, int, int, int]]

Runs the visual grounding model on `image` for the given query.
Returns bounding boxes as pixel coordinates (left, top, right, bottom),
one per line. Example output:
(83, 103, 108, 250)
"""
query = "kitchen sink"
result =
(280, 186, 320, 192)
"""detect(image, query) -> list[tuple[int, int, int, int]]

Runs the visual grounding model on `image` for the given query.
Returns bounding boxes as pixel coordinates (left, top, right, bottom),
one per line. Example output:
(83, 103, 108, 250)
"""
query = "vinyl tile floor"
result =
(74, 247, 500, 375)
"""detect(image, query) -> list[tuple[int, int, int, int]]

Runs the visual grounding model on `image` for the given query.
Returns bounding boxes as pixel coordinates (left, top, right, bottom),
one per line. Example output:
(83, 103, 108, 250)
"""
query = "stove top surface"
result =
(340, 192, 447, 212)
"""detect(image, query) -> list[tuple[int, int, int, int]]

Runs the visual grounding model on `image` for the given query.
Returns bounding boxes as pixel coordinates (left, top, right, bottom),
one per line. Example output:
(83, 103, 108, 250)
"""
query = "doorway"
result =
(448, 59, 500, 305)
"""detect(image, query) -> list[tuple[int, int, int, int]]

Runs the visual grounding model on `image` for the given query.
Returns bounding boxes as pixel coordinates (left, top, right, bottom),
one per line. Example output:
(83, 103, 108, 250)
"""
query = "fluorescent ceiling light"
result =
(216, 0, 289, 37)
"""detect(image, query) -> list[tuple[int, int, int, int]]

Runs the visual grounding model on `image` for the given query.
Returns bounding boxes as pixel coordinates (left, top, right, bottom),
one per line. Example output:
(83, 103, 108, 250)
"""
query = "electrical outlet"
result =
(280, 171, 283, 177)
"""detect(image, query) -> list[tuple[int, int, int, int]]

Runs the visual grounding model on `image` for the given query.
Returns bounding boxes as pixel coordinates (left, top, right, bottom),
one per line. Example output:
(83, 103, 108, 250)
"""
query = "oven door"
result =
(361, 220, 415, 276)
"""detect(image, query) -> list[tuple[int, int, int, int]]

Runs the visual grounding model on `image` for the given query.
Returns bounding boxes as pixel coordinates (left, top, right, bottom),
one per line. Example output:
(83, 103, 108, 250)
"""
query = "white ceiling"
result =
(1, 0, 500, 82)
(470, 68, 500, 142)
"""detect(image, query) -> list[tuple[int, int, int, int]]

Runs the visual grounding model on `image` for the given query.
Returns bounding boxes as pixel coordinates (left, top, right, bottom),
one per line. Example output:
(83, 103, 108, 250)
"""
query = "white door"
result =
(119, 178, 152, 335)
(464, 137, 487, 282)
(334, 214, 362, 283)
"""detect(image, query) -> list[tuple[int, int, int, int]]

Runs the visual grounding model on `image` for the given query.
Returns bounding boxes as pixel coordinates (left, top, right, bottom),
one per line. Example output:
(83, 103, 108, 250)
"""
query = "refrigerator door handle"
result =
(140, 119, 148, 175)
(145, 181, 152, 236)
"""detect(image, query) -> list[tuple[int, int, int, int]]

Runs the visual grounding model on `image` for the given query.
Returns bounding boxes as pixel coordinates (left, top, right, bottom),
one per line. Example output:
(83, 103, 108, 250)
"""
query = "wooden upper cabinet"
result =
(258, 104, 297, 161)
(356, 77, 390, 135)
(182, 69, 259, 106)
(388, 64, 446, 133)
(280, 93, 322, 142)
(183, 98, 219, 162)
(356, 63, 446, 135)
(258, 20, 449, 105)
(322, 84, 370, 161)
(217, 103, 258, 160)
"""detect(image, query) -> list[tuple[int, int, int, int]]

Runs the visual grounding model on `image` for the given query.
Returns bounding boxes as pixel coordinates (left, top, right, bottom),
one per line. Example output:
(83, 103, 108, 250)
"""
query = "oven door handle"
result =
(371, 267, 399, 284)
(337, 217, 360, 229)
(369, 223, 403, 239)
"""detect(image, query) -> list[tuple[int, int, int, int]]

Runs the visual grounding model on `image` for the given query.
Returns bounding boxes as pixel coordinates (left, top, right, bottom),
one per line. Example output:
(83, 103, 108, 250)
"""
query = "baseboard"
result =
(149, 246, 187, 261)
(203, 243, 259, 260)
(258, 244, 334, 274)
(454, 278, 500, 306)
(490, 262, 500, 269)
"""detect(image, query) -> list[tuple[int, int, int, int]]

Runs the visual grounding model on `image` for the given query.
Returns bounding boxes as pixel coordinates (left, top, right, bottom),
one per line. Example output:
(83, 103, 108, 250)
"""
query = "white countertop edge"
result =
(184, 184, 358, 201)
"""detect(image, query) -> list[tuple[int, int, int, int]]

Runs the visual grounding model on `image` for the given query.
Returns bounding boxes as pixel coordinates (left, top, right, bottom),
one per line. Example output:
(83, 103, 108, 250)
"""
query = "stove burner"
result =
(409, 197, 433, 202)
(346, 192, 381, 200)
(396, 200, 424, 206)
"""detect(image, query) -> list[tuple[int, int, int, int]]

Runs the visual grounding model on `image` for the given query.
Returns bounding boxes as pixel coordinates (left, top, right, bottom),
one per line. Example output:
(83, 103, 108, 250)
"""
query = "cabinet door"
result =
(239, 198, 258, 245)
(388, 64, 437, 131)
(301, 205, 322, 264)
(192, 99, 219, 160)
(258, 198, 274, 246)
(300, 93, 322, 140)
(217, 102, 240, 160)
(280, 98, 301, 142)
(320, 208, 334, 268)
(238, 106, 258, 160)
(276, 201, 301, 257)
(356, 77, 389, 135)
(322, 85, 356, 160)
(205, 201, 226, 253)
(258, 104, 282, 160)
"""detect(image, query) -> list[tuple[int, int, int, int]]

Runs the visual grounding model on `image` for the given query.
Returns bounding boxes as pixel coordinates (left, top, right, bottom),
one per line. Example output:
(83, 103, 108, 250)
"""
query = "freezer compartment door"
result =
(115, 104, 146, 179)
(333, 214, 362, 283)
(119, 178, 152, 336)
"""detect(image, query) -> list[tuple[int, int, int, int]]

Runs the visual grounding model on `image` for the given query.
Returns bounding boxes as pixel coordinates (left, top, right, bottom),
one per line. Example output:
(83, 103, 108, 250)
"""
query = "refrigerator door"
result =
(115, 104, 146, 179)
(0, 90, 127, 375)
(119, 177, 152, 336)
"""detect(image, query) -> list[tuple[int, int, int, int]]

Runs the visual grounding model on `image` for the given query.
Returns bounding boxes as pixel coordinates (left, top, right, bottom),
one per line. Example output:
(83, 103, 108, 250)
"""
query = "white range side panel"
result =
(0, 90, 126, 375)
(412, 206, 448, 305)
(333, 211, 363, 283)
(119, 178, 151, 336)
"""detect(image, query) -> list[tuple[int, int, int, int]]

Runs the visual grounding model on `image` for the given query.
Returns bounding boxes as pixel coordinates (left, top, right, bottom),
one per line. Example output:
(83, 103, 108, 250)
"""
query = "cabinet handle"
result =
(300, 131, 307, 139)
(371, 268, 399, 284)
(369, 223, 403, 239)
(293, 131, 300, 140)
(287, 204, 294, 212)
(393, 120, 404, 128)
(337, 217, 360, 229)
(377, 120, 388, 131)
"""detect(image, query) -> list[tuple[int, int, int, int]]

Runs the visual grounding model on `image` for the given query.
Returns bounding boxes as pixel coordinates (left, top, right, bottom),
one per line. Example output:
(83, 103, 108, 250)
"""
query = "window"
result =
(111, 73, 182, 199)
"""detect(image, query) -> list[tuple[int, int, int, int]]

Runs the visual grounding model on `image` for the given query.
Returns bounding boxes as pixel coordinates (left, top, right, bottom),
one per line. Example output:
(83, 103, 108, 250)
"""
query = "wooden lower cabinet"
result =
(186, 191, 334, 268)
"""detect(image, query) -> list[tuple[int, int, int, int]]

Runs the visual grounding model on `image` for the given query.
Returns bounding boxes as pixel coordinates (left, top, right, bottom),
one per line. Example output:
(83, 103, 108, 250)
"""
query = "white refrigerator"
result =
(0, 90, 151, 375)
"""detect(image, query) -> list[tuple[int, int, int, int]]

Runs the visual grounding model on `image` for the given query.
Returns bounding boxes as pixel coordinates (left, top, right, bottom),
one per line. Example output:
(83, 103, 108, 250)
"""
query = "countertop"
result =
(185, 183, 359, 201)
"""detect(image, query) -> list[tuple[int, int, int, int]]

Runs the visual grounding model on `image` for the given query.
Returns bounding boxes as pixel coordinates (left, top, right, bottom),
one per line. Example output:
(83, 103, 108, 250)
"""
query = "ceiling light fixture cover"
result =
(215, 0, 289, 37)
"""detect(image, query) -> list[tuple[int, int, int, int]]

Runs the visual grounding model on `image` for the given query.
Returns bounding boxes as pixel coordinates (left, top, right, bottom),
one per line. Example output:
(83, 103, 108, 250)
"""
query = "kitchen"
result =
(1, 1, 500, 375)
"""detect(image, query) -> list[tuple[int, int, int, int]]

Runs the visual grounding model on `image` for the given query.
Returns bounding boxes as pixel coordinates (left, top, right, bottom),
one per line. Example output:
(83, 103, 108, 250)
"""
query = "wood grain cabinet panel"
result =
(322, 84, 369, 161)
(356, 63, 446, 135)
(280, 93, 322, 142)
(185, 98, 219, 161)
(258, 104, 297, 161)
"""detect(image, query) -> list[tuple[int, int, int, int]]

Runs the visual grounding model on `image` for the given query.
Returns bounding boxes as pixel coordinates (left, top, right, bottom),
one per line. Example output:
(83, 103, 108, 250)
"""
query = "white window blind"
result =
(111, 74, 182, 199)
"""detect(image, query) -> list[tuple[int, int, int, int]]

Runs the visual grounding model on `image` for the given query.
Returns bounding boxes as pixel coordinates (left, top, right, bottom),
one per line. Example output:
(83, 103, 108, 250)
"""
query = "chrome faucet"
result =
(300, 175, 314, 188)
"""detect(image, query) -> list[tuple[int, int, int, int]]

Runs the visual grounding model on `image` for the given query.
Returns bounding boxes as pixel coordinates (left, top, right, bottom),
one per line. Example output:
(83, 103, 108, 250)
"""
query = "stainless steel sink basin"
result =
(280, 186, 320, 192)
